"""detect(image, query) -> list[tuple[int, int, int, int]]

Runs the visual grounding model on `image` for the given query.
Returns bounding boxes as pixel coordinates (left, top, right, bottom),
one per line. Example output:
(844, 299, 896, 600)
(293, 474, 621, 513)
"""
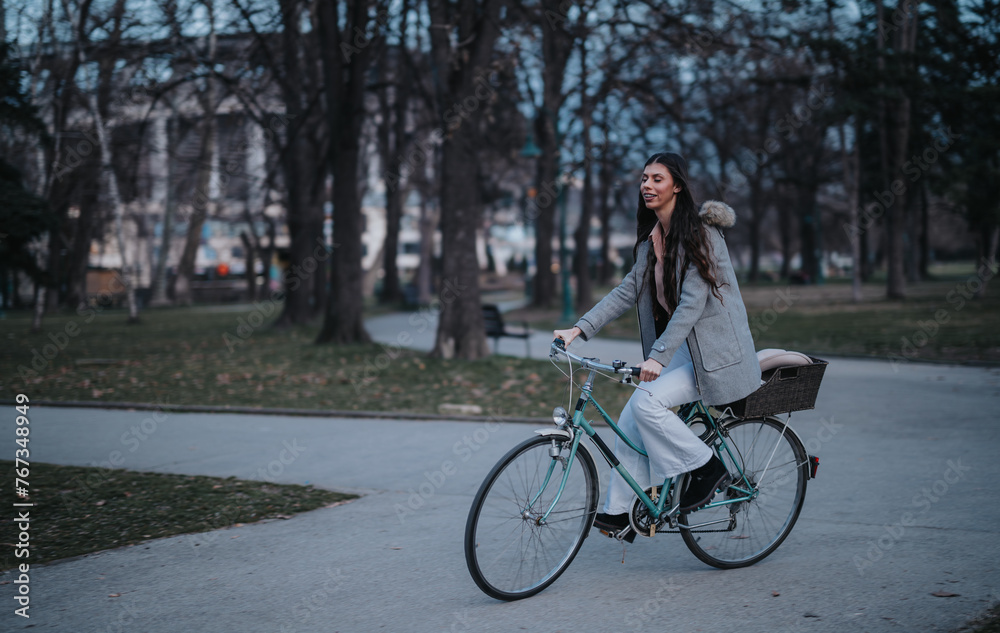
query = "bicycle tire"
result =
(679, 416, 808, 569)
(465, 434, 599, 600)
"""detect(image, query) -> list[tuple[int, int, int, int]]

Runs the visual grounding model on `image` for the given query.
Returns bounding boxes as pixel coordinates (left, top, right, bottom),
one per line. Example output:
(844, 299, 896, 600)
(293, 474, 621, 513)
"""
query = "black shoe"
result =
(679, 455, 732, 513)
(593, 512, 636, 543)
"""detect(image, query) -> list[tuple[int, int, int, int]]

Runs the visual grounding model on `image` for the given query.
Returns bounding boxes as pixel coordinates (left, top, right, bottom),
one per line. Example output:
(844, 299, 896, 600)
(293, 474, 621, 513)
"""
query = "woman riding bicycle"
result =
(554, 151, 760, 540)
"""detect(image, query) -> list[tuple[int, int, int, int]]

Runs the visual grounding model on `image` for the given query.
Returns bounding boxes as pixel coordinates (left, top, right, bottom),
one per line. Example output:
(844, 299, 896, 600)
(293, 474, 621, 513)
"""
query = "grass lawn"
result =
(0, 264, 995, 417)
(0, 460, 354, 570)
(508, 266, 1000, 364)
(0, 305, 632, 418)
(967, 606, 1000, 633)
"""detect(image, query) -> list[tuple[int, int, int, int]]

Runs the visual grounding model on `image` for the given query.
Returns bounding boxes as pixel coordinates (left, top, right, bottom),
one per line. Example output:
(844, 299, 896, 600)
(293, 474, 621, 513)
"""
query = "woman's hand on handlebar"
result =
(637, 358, 663, 383)
(553, 326, 582, 347)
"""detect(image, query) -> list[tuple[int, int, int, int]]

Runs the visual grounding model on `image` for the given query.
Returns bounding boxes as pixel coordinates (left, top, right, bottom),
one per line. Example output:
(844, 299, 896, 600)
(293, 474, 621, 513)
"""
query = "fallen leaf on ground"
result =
(772, 591, 780, 597)
(931, 590, 960, 597)
(108, 593, 121, 598)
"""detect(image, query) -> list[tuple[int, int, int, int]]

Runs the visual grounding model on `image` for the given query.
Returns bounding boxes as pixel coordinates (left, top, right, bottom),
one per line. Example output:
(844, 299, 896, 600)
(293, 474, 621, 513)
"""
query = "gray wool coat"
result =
(575, 200, 761, 406)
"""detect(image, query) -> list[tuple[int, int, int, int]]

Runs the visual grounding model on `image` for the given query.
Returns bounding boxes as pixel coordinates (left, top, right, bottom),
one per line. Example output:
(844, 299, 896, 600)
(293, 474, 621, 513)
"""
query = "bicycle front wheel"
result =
(680, 416, 808, 569)
(465, 434, 599, 601)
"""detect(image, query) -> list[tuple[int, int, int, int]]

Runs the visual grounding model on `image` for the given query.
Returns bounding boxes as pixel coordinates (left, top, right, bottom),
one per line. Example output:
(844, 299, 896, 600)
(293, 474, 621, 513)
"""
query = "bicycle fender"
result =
(533, 428, 573, 439)
(764, 416, 814, 480)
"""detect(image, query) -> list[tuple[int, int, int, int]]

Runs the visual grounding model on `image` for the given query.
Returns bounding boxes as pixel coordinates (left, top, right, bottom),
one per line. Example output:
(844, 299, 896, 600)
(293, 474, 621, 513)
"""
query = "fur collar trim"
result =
(700, 200, 736, 228)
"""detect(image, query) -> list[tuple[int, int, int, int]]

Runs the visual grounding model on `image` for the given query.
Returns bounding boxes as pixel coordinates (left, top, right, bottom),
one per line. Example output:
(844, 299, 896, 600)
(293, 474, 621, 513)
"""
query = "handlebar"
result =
(550, 338, 641, 377)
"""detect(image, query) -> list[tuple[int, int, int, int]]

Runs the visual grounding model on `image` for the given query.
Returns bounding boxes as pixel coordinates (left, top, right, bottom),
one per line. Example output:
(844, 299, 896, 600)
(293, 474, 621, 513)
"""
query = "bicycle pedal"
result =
(601, 527, 636, 544)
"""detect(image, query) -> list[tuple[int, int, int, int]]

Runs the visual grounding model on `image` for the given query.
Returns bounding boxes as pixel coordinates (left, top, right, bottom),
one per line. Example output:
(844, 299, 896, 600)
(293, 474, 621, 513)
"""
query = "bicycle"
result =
(464, 339, 824, 601)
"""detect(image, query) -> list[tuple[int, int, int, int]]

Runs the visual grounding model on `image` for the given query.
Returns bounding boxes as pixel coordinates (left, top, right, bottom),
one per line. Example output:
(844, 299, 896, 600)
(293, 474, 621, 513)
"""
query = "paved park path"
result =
(2, 312, 999, 632)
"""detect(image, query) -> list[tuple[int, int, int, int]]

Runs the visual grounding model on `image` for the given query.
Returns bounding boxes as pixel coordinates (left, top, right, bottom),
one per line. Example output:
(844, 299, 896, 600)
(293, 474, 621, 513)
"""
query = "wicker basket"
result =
(722, 356, 828, 418)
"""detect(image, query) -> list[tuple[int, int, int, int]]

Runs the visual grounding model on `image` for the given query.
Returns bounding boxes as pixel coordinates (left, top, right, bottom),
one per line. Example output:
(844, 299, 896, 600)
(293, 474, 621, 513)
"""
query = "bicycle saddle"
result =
(756, 348, 813, 373)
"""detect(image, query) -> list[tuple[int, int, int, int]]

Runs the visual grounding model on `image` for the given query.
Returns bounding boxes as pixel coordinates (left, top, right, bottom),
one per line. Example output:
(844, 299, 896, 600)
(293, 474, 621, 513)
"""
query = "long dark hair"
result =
(633, 152, 724, 321)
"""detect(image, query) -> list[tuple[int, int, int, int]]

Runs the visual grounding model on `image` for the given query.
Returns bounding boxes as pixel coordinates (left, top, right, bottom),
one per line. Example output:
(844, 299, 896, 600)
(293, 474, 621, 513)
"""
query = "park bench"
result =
(481, 304, 532, 357)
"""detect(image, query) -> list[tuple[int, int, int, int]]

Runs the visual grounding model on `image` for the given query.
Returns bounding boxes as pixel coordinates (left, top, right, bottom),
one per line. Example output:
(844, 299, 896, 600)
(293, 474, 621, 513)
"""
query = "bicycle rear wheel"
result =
(680, 416, 808, 569)
(465, 435, 599, 600)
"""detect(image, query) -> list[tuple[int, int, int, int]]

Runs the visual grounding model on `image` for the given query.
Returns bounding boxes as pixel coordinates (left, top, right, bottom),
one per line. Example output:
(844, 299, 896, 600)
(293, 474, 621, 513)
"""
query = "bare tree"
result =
(426, 0, 505, 359)
(876, 0, 918, 299)
(69, 0, 142, 321)
(315, 0, 388, 344)
(572, 37, 595, 310)
(374, 4, 413, 306)
(170, 0, 221, 306)
(525, 0, 575, 309)
(149, 114, 176, 307)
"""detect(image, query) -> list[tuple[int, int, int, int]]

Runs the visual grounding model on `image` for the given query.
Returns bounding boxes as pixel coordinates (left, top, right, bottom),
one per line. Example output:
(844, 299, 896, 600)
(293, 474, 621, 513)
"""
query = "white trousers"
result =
(602, 342, 713, 514)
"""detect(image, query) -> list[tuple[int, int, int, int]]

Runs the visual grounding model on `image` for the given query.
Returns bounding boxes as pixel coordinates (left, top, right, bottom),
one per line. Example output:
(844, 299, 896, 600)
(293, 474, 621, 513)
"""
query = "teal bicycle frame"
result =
(532, 363, 762, 529)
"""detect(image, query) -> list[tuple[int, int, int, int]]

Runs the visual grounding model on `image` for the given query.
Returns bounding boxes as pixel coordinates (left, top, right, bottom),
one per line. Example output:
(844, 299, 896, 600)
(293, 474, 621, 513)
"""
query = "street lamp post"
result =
(522, 125, 574, 324)
(520, 132, 542, 302)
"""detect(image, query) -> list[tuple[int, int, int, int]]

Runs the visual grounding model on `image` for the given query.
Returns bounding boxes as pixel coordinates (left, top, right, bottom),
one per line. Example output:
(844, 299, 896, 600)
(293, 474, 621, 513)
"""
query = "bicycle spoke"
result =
(466, 436, 597, 600)
(680, 417, 807, 569)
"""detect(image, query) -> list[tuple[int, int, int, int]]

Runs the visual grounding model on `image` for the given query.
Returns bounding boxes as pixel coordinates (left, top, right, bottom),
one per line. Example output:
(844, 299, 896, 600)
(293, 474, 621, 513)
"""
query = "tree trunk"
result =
(261, 219, 276, 296)
(172, 8, 218, 307)
(798, 185, 819, 283)
(377, 8, 410, 305)
(381, 179, 405, 305)
(31, 286, 46, 333)
(172, 116, 215, 307)
(88, 80, 138, 322)
(919, 182, 930, 279)
(150, 116, 175, 307)
(746, 85, 774, 285)
(311, 198, 328, 318)
(273, 0, 324, 327)
(859, 218, 871, 281)
(905, 179, 921, 282)
(574, 165, 594, 311)
(34, 0, 95, 328)
(574, 51, 594, 311)
(315, 0, 375, 344)
(884, 96, 911, 299)
(240, 231, 256, 302)
(317, 150, 371, 343)
(974, 224, 999, 299)
(426, 0, 503, 359)
(846, 120, 863, 301)
(530, 0, 575, 308)
(747, 176, 763, 284)
(276, 161, 323, 325)
(880, 0, 918, 299)
(65, 159, 101, 310)
(416, 196, 435, 305)
(0, 266, 8, 310)
(431, 132, 489, 359)
(597, 152, 614, 286)
(531, 118, 558, 308)
(778, 185, 792, 279)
